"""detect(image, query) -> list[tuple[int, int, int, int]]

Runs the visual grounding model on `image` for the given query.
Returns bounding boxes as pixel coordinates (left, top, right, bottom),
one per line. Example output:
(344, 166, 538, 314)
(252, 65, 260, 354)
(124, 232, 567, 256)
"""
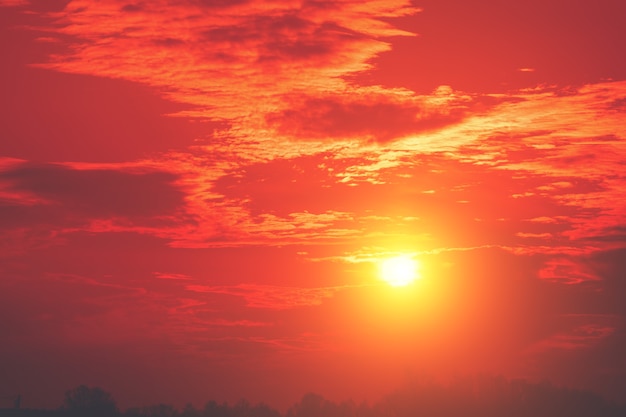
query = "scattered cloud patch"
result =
(538, 258, 600, 284)
(0, 163, 186, 218)
(186, 283, 348, 309)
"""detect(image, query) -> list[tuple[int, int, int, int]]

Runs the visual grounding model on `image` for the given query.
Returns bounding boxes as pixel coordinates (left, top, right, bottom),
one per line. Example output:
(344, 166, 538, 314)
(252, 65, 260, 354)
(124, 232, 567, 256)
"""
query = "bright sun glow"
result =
(379, 256, 420, 287)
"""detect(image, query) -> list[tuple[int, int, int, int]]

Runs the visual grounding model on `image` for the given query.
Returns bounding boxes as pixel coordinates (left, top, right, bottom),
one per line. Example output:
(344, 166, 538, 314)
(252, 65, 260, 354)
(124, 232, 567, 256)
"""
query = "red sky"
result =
(2, 0, 626, 411)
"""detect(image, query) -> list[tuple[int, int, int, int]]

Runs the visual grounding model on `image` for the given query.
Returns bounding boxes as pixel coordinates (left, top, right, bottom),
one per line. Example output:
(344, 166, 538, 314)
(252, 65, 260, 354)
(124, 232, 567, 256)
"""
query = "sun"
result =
(379, 255, 420, 287)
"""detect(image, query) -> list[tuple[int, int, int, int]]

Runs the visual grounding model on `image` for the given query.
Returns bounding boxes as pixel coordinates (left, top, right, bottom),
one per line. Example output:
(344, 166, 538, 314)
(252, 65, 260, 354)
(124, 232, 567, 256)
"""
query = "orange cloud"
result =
(527, 315, 618, 353)
(185, 283, 350, 309)
(538, 258, 600, 284)
(265, 93, 469, 143)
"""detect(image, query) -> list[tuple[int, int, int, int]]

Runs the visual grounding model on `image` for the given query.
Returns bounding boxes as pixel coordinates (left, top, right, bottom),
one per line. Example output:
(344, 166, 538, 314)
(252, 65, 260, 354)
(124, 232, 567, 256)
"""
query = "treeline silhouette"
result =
(1, 375, 624, 417)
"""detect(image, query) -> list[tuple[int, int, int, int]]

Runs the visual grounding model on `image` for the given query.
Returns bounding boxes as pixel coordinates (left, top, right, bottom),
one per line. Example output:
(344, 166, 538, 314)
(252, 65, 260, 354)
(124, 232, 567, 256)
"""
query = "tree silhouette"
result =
(375, 375, 625, 417)
(203, 400, 231, 417)
(286, 393, 356, 417)
(45, 376, 626, 417)
(180, 403, 200, 417)
(63, 385, 118, 417)
(138, 404, 178, 417)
